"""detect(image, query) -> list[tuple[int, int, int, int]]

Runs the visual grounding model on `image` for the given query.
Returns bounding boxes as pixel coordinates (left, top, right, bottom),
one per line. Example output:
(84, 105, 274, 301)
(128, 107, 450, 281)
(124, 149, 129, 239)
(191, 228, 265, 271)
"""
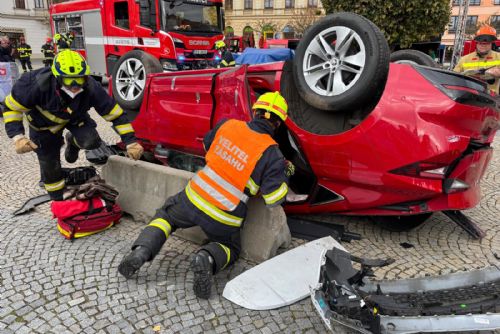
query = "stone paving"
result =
(0, 98, 499, 333)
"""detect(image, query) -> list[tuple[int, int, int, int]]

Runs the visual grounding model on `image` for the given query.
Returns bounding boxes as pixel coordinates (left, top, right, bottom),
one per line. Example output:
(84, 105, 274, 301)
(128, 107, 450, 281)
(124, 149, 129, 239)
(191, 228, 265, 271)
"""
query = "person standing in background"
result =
(17, 36, 33, 73)
(41, 37, 55, 67)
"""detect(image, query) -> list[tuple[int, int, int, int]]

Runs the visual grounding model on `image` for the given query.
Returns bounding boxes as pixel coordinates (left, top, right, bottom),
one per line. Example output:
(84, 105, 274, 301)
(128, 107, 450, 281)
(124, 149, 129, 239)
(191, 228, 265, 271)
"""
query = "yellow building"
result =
(442, 0, 500, 46)
(224, 0, 324, 44)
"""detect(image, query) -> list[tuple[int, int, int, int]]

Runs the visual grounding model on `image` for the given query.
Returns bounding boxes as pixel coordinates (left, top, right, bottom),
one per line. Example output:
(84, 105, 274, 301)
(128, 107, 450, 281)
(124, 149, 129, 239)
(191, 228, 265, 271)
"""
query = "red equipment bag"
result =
(51, 196, 122, 240)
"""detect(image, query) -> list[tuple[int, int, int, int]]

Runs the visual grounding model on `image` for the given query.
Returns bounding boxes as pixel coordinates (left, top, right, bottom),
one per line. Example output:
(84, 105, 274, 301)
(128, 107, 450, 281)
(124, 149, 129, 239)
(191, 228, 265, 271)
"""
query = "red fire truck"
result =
(49, 0, 225, 110)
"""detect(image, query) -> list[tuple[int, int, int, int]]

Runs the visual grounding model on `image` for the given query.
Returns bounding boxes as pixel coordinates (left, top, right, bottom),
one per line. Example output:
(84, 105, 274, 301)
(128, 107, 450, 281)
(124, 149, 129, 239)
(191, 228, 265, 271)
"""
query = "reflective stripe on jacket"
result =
(189, 119, 276, 212)
(454, 50, 500, 94)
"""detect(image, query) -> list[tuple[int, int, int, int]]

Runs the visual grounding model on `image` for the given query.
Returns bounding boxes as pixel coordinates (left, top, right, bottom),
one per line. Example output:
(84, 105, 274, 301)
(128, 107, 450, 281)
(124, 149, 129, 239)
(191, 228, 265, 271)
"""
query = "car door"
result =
(212, 65, 253, 128)
(140, 72, 215, 156)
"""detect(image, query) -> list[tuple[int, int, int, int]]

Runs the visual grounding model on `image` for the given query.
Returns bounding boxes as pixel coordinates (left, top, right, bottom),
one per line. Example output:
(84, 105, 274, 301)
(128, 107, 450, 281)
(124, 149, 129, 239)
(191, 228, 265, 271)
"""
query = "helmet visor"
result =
(62, 76, 86, 88)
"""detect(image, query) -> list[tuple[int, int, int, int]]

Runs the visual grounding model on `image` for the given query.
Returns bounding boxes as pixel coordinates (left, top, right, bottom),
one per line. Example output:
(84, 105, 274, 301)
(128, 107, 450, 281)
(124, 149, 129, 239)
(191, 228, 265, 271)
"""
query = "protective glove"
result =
(13, 135, 38, 154)
(284, 160, 295, 178)
(126, 142, 144, 161)
(485, 67, 500, 78)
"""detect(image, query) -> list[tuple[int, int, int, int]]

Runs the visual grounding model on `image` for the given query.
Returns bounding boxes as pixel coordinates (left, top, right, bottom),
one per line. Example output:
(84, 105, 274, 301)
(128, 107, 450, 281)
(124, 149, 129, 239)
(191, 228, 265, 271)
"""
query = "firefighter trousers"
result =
(20, 58, 33, 72)
(132, 191, 242, 274)
(30, 118, 102, 200)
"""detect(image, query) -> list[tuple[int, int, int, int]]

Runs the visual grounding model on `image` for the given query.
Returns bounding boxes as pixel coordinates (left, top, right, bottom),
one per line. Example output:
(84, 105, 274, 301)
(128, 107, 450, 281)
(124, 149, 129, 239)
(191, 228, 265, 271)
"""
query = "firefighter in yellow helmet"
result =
(118, 91, 294, 299)
(3, 50, 143, 200)
(454, 25, 500, 94)
(215, 40, 235, 68)
(54, 31, 75, 51)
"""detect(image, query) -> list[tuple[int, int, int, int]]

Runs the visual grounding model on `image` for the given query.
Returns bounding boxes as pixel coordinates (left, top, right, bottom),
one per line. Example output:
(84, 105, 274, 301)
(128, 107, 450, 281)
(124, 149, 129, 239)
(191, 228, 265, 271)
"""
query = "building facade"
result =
(0, 0, 51, 59)
(442, 0, 500, 46)
(224, 0, 324, 44)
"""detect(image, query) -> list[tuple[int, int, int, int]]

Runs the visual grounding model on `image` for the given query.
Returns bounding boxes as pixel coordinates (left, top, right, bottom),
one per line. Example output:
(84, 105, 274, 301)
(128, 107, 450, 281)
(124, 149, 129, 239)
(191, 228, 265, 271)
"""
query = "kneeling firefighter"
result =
(3, 50, 144, 200)
(118, 92, 295, 299)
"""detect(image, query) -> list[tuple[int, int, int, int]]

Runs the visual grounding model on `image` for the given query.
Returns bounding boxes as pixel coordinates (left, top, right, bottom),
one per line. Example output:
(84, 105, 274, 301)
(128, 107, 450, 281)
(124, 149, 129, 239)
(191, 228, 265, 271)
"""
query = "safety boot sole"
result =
(118, 255, 144, 279)
(191, 254, 212, 299)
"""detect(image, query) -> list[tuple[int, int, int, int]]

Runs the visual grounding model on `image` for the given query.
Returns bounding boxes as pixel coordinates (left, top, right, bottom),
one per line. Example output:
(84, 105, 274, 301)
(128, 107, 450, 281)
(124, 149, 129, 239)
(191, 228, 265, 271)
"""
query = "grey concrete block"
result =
(101, 156, 291, 262)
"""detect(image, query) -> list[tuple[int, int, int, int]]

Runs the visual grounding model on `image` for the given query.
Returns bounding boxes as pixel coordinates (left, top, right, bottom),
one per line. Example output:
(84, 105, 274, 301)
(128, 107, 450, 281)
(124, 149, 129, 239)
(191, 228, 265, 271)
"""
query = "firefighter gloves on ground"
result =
(13, 135, 38, 154)
(126, 142, 144, 160)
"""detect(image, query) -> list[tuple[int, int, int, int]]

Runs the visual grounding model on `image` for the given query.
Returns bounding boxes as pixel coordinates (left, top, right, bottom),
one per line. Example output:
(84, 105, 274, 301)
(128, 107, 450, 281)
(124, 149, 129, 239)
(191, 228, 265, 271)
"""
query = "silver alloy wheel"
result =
(302, 26, 366, 96)
(115, 58, 146, 101)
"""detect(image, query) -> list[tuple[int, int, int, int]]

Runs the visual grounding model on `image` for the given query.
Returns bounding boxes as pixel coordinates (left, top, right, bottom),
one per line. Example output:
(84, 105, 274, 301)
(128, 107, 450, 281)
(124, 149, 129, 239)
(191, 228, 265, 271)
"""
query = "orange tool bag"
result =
(51, 196, 122, 240)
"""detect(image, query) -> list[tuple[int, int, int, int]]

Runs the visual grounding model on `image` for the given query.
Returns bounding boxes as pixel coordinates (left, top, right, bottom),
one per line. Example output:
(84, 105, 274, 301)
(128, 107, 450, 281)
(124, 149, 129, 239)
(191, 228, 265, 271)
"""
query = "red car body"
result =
(132, 62, 499, 217)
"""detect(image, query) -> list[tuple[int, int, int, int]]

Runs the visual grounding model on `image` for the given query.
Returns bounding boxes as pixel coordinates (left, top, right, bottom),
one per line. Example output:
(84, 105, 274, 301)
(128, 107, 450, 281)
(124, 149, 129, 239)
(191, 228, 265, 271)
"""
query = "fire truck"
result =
(49, 0, 225, 110)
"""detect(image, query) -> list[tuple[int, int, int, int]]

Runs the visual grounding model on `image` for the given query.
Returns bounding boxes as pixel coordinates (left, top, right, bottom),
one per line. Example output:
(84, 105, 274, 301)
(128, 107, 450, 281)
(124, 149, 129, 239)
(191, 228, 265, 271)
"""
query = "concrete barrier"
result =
(102, 156, 291, 263)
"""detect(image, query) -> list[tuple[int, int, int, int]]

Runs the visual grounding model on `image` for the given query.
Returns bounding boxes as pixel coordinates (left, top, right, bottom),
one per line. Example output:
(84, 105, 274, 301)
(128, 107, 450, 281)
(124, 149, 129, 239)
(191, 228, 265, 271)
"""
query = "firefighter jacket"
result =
(17, 43, 32, 59)
(55, 33, 74, 50)
(219, 49, 235, 68)
(41, 43, 55, 60)
(3, 67, 137, 145)
(454, 50, 500, 94)
(0, 46, 14, 62)
(185, 118, 289, 228)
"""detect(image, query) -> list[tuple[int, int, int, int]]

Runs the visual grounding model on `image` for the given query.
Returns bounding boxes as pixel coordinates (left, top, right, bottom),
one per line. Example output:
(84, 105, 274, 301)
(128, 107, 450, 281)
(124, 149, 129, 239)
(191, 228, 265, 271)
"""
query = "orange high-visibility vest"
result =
(189, 119, 276, 211)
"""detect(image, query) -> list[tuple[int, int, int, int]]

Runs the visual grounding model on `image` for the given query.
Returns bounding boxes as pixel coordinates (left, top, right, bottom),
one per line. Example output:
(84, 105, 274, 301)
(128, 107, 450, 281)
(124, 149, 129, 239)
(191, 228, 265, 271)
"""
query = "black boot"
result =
(118, 246, 151, 279)
(190, 250, 214, 299)
(64, 132, 80, 163)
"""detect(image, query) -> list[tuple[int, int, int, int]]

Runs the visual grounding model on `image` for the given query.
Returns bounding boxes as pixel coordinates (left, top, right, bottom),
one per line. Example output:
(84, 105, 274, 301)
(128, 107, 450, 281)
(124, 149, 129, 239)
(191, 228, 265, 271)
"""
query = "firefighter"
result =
(17, 37, 33, 73)
(3, 50, 144, 201)
(215, 40, 235, 68)
(54, 31, 75, 51)
(454, 25, 500, 94)
(0, 35, 14, 62)
(41, 37, 55, 67)
(118, 92, 295, 299)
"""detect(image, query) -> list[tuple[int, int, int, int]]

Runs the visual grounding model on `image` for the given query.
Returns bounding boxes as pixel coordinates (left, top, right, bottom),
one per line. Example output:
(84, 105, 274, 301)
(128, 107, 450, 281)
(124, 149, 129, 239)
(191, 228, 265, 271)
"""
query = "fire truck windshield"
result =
(161, 0, 222, 35)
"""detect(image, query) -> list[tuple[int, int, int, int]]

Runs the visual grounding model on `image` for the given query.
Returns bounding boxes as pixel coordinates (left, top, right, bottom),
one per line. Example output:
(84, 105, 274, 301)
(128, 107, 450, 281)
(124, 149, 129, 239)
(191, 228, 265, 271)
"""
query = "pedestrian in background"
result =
(0, 36, 14, 62)
(41, 37, 55, 67)
(17, 36, 33, 73)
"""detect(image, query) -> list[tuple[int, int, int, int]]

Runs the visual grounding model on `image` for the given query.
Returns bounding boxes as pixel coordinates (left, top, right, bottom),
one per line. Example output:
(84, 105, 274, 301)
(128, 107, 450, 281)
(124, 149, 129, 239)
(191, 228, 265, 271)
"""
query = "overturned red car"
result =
(128, 13, 499, 235)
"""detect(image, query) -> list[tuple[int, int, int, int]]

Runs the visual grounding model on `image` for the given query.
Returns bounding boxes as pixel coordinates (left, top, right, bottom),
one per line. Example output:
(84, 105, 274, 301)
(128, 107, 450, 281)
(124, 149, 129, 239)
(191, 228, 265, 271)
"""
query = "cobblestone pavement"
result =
(0, 109, 499, 334)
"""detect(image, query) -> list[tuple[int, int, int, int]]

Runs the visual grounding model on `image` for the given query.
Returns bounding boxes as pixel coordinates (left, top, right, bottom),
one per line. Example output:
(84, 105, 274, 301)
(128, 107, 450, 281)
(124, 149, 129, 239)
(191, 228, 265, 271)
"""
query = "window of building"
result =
(308, 0, 317, 7)
(114, 2, 130, 29)
(453, 0, 480, 4)
(15, 0, 26, 9)
(495, 0, 500, 5)
(465, 15, 478, 32)
(264, 0, 273, 9)
(492, 15, 500, 31)
(285, 0, 294, 8)
(225, 0, 233, 10)
(244, 0, 252, 9)
(34, 0, 44, 8)
(448, 16, 458, 33)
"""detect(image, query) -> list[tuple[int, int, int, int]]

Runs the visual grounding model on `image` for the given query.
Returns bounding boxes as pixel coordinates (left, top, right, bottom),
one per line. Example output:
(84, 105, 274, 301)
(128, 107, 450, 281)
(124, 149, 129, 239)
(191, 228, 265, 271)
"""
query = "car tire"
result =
(390, 49, 438, 67)
(111, 50, 163, 110)
(371, 213, 433, 232)
(293, 12, 390, 112)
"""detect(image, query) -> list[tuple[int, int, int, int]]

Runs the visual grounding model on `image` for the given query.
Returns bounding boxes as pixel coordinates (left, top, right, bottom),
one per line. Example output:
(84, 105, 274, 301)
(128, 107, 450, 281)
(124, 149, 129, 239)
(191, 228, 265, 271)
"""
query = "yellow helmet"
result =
(51, 50, 90, 87)
(215, 40, 226, 49)
(252, 91, 288, 121)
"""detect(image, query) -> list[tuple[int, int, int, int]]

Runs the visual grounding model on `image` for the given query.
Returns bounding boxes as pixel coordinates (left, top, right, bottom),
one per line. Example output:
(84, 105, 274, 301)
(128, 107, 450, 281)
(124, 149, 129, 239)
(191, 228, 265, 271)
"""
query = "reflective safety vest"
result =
(188, 119, 276, 218)
(454, 50, 500, 94)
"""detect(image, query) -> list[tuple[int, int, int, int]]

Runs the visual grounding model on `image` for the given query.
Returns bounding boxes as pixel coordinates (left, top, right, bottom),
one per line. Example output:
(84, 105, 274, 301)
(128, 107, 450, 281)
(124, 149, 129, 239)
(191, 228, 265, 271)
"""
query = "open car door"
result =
(212, 65, 253, 127)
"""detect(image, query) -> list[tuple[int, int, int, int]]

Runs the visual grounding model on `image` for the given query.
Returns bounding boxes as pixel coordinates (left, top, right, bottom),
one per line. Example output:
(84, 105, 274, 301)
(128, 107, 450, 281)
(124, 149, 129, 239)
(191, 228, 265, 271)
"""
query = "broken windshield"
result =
(160, 0, 222, 34)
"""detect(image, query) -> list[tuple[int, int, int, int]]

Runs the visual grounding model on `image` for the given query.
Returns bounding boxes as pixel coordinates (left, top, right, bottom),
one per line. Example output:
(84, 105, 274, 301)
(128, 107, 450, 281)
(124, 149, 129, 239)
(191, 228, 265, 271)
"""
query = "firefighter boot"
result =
(64, 132, 80, 163)
(118, 246, 151, 279)
(190, 250, 214, 299)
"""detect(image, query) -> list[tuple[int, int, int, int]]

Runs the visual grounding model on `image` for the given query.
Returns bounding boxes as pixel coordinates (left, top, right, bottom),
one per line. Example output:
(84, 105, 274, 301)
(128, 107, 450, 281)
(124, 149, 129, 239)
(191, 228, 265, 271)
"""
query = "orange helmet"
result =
(475, 25, 497, 43)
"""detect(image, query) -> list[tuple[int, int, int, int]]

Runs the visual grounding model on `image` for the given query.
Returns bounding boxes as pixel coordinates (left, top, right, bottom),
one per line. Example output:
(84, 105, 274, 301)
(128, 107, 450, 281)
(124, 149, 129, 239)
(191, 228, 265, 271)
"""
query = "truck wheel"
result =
(112, 50, 163, 110)
(390, 49, 438, 67)
(293, 12, 390, 112)
(371, 213, 433, 232)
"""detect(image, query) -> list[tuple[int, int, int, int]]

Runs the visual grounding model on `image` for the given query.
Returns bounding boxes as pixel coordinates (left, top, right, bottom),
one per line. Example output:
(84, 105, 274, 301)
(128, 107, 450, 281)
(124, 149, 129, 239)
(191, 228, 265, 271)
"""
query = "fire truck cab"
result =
(50, 0, 225, 110)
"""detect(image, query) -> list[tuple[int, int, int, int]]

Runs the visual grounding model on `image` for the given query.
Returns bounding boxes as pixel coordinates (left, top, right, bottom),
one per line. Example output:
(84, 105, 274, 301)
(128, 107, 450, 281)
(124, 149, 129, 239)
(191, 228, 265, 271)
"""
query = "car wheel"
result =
(371, 213, 433, 232)
(293, 12, 390, 112)
(111, 50, 163, 110)
(390, 49, 438, 67)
